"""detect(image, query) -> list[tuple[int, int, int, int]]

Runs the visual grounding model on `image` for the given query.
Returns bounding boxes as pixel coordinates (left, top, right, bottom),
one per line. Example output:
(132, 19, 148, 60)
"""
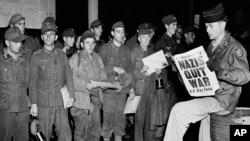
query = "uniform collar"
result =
(207, 32, 230, 56)
(43, 46, 57, 55)
(3, 48, 24, 61)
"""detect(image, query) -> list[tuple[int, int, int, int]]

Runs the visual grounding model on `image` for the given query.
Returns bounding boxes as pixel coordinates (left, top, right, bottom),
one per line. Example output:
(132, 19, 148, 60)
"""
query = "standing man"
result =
(69, 30, 107, 141)
(154, 14, 179, 126)
(8, 13, 41, 60)
(62, 28, 77, 58)
(99, 21, 133, 141)
(0, 27, 29, 141)
(90, 19, 105, 53)
(29, 17, 75, 141)
(163, 3, 250, 141)
(130, 24, 160, 141)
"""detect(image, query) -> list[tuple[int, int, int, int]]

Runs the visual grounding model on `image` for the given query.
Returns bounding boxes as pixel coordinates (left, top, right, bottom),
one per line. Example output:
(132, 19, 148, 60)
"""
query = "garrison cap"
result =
(137, 23, 152, 35)
(183, 26, 195, 34)
(81, 30, 95, 42)
(112, 21, 125, 30)
(41, 16, 57, 34)
(9, 13, 25, 26)
(162, 14, 177, 25)
(91, 19, 103, 28)
(62, 28, 76, 37)
(203, 3, 227, 23)
(5, 27, 26, 42)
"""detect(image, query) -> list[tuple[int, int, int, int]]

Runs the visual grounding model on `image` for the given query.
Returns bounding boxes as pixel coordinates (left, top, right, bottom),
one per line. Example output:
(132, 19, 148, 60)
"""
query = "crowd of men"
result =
(0, 2, 250, 141)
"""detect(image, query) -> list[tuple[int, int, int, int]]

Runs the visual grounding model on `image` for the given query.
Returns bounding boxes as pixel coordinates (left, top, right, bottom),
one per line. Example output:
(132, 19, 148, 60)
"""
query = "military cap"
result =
(9, 13, 25, 26)
(81, 30, 95, 42)
(162, 14, 177, 25)
(203, 3, 227, 23)
(112, 21, 125, 30)
(4, 27, 26, 42)
(138, 23, 156, 30)
(183, 26, 195, 34)
(62, 28, 76, 37)
(41, 16, 57, 34)
(91, 19, 103, 28)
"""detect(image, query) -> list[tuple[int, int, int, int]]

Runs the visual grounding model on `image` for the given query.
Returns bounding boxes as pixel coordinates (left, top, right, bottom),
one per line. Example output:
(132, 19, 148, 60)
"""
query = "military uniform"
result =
(99, 41, 132, 138)
(29, 48, 75, 141)
(130, 45, 155, 141)
(0, 27, 30, 141)
(69, 50, 107, 141)
(164, 3, 250, 141)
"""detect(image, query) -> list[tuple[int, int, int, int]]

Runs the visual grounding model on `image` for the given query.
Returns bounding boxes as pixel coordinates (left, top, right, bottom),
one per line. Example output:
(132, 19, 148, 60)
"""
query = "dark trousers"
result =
(0, 111, 29, 141)
(70, 106, 101, 141)
(38, 106, 72, 141)
(134, 94, 155, 141)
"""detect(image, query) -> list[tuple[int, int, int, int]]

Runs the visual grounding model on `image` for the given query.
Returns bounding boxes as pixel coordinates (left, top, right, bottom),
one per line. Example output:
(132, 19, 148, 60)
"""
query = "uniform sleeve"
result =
(130, 50, 145, 89)
(218, 46, 250, 85)
(29, 55, 39, 104)
(63, 54, 75, 99)
(96, 54, 107, 81)
(69, 55, 88, 93)
(98, 44, 115, 76)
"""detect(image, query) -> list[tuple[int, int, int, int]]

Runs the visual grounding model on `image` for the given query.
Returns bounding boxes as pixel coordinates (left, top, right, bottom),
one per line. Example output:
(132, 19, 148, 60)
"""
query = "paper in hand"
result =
(142, 50, 168, 75)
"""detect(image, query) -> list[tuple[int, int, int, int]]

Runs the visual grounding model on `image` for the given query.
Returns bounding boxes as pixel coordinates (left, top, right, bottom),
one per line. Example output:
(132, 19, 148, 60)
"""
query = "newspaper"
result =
(142, 50, 168, 75)
(173, 46, 219, 97)
(60, 85, 70, 109)
(123, 96, 141, 114)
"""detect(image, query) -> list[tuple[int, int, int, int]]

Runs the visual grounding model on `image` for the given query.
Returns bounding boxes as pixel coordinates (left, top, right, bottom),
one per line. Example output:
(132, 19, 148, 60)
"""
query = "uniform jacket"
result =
(130, 45, 154, 95)
(98, 42, 133, 94)
(207, 32, 250, 112)
(29, 47, 75, 108)
(0, 52, 30, 112)
(69, 51, 107, 109)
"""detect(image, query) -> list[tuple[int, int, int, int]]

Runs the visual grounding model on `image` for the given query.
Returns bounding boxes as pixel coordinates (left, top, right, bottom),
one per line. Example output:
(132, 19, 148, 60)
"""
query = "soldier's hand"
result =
(129, 89, 135, 98)
(206, 59, 215, 72)
(87, 83, 94, 90)
(141, 65, 150, 76)
(66, 98, 74, 108)
(113, 81, 123, 92)
(30, 104, 38, 117)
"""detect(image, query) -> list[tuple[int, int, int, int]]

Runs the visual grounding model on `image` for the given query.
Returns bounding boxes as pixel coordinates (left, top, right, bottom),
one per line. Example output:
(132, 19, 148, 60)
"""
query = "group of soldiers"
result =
(0, 2, 250, 141)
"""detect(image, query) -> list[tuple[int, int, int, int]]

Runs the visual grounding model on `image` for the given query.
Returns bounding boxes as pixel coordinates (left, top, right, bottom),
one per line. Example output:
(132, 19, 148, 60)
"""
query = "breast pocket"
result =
(107, 56, 115, 66)
(0, 67, 14, 83)
(135, 58, 143, 70)
(39, 60, 50, 78)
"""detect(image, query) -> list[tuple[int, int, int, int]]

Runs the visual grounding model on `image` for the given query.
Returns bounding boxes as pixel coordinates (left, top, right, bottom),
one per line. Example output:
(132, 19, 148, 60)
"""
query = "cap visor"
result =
(12, 35, 26, 42)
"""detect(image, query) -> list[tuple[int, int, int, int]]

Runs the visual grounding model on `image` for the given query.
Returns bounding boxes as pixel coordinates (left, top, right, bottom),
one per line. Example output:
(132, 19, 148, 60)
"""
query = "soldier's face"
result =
(93, 25, 103, 37)
(14, 19, 25, 34)
(6, 40, 22, 54)
(205, 22, 225, 40)
(64, 36, 75, 47)
(82, 38, 96, 54)
(41, 31, 58, 46)
(138, 34, 151, 47)
(167, 22, 177, 36)
(112, 27, 125, 43)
